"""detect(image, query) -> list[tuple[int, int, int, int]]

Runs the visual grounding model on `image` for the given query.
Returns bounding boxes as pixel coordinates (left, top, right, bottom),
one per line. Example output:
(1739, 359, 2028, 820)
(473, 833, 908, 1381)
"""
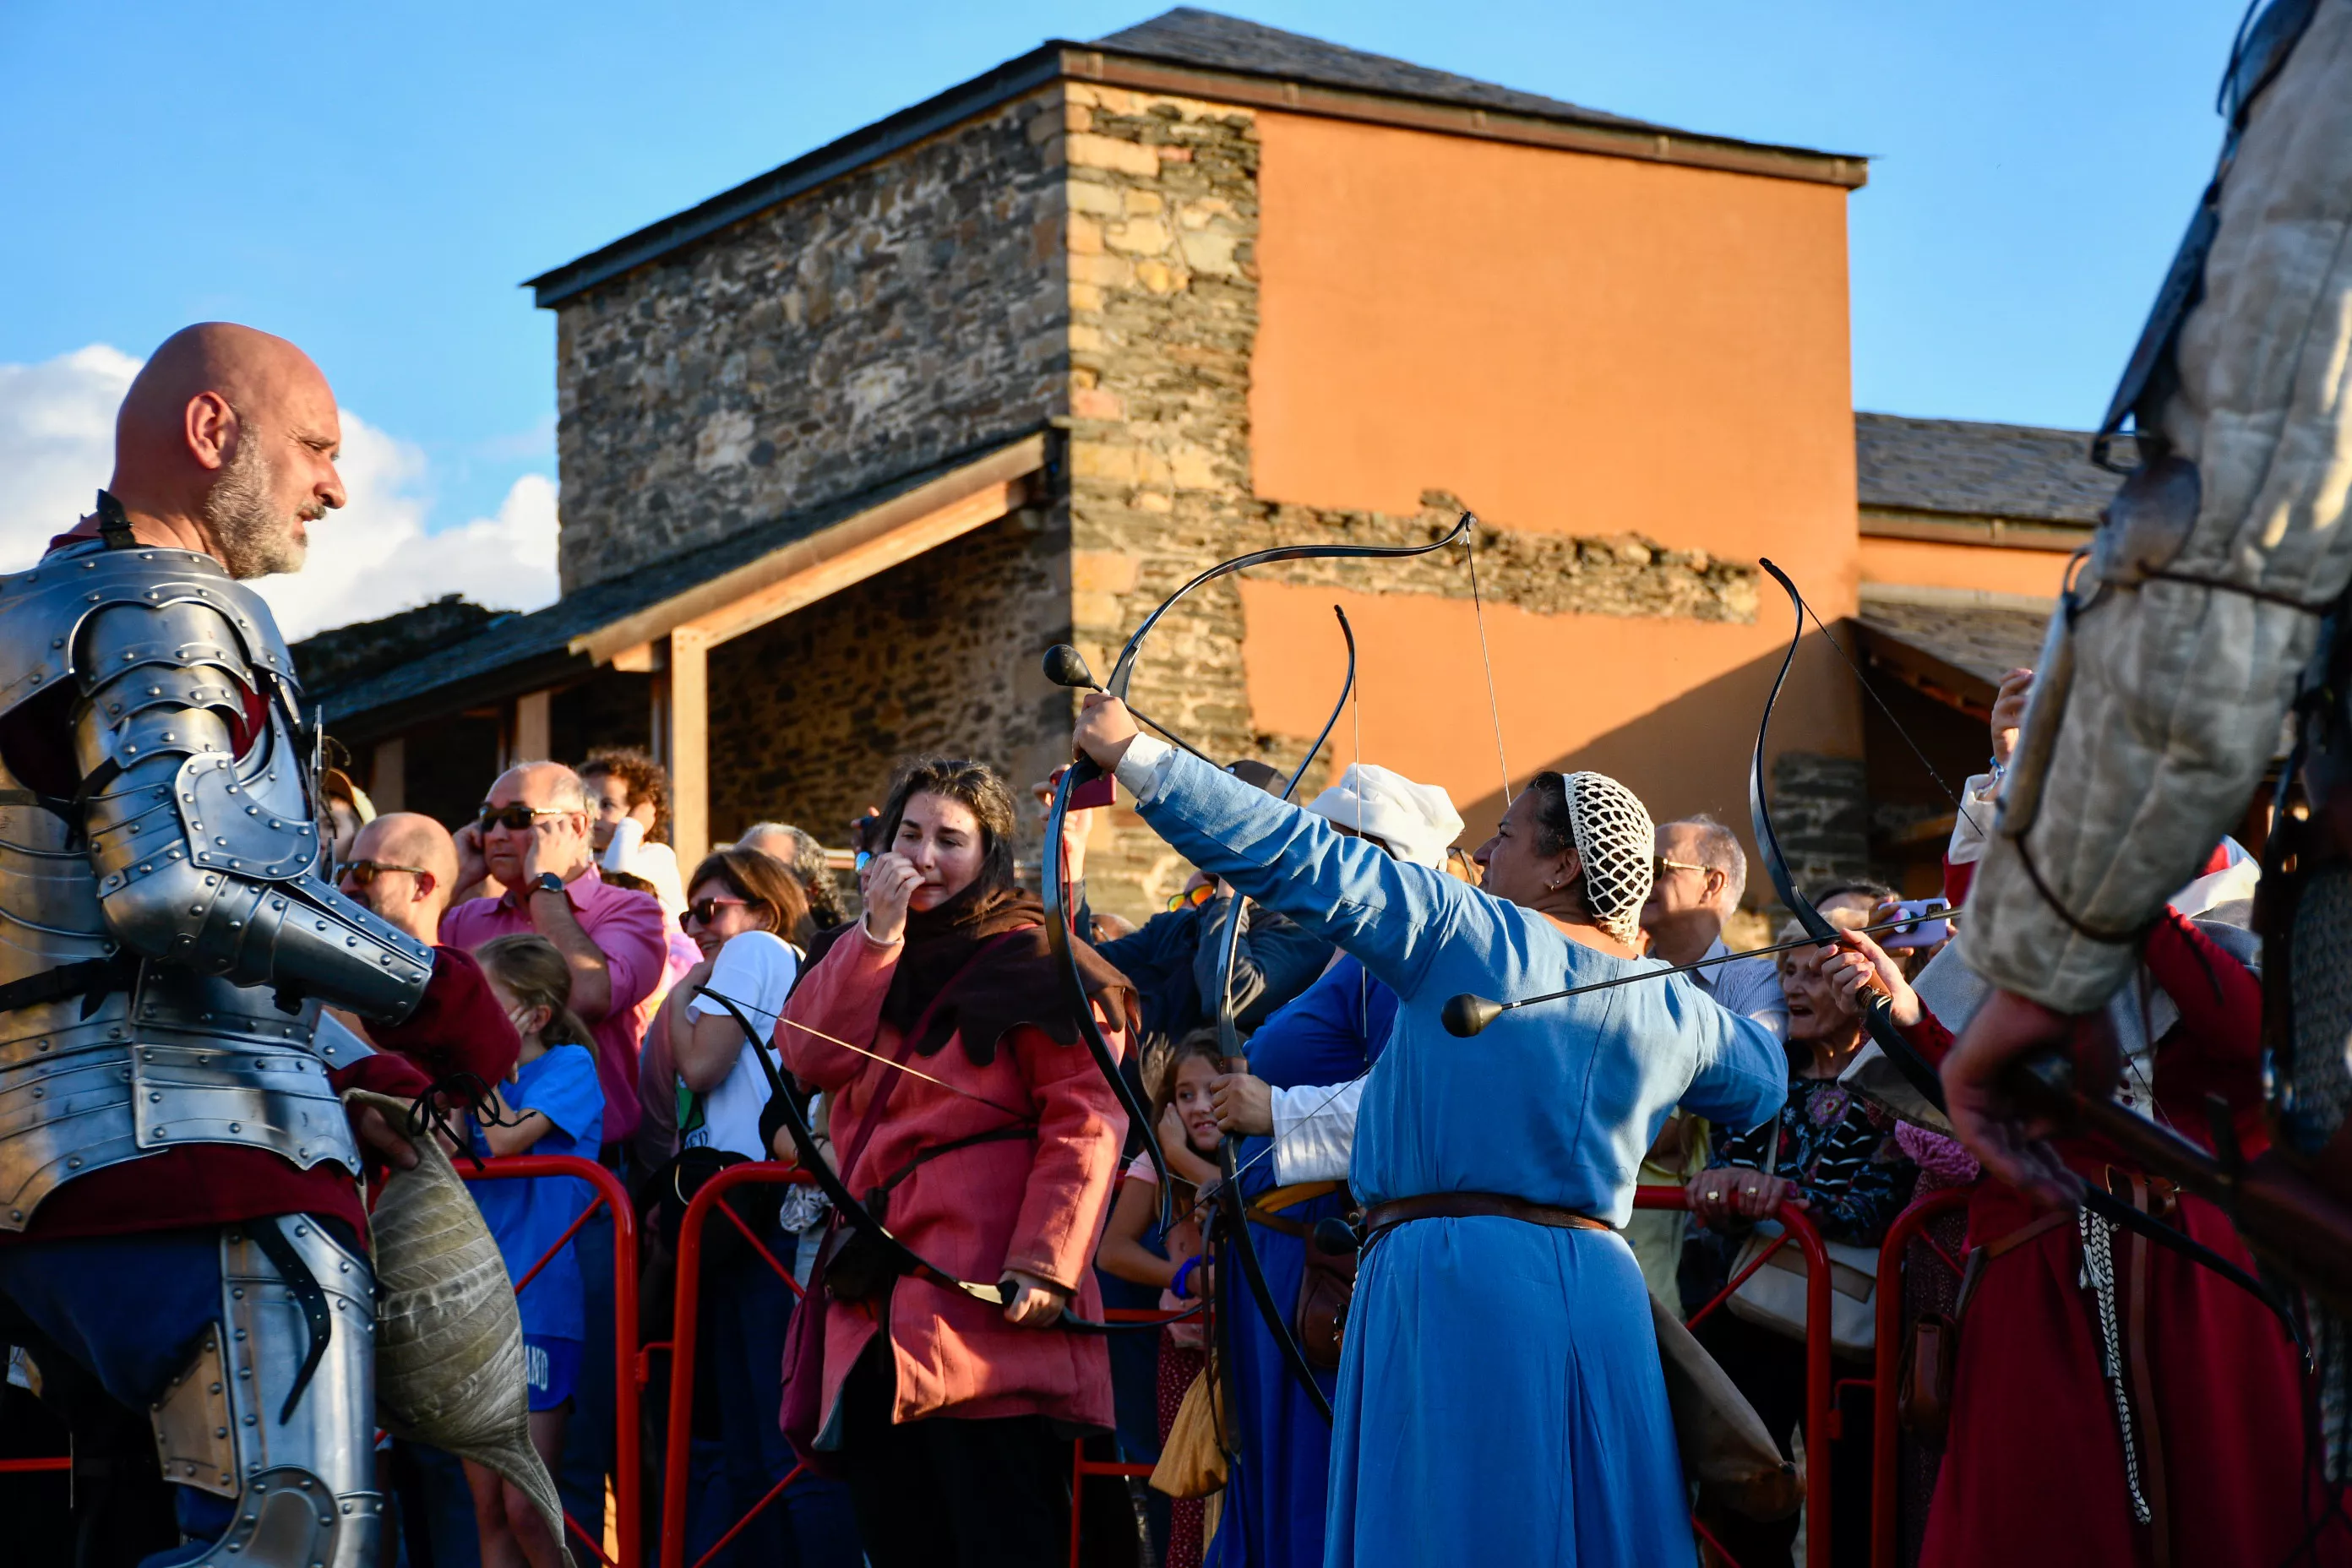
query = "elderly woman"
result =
(1689, 908, 1917, 1567)
(1071, 696, 1787, 1568)
(775, 757, 1133, 1566)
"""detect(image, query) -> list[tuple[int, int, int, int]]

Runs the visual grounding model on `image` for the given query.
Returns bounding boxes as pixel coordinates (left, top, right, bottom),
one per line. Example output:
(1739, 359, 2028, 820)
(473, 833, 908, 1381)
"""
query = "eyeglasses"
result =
(340, 860, 430, 888)
(1165, 884, 1215, 914)
(1652, 856, 1711, 879)
(478, 803, 571, 833)
(685, 896, 750, 927)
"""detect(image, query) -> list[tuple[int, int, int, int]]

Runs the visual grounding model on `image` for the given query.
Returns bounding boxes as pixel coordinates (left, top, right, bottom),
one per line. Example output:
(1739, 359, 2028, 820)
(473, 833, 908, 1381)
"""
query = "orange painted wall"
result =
(1243, 112, 1862, 847)
(1859, 536, 2073, 600)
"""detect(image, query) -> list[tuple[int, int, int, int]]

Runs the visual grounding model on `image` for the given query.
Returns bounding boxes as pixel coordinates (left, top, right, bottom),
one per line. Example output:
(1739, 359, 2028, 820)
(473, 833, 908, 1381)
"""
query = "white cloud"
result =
(0, 343, 560, 643)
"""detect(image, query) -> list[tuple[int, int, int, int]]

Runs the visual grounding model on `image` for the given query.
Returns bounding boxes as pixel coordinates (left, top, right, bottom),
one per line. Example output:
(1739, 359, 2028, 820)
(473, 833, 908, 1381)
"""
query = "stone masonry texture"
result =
(542, 77, 1767, 923)
(550, 90, 1070, 591)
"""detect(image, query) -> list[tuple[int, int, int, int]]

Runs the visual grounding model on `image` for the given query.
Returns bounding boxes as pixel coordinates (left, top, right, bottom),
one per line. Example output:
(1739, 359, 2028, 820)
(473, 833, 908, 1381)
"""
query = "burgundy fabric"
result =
(440, 866, 668, 1140)
(0, 948, 494, 1250)
(1899, 1004, 2339, 1566)
(776, 924, 1124, 1432)
(803, 885, 1135, 1066)
(373, 945, 520, 1087)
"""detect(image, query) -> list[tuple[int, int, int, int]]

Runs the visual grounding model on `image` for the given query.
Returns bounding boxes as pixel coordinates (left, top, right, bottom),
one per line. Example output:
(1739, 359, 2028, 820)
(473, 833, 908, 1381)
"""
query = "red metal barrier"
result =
(1869, 1188, 1971, 1568)
(655, 1162, 819, 1568)
(1636, 1184, 1833, 1568)
(0, 1457, 68, 1475)
(465, 1154, 642, 1568)
(1068, 1308, 1184, 1568)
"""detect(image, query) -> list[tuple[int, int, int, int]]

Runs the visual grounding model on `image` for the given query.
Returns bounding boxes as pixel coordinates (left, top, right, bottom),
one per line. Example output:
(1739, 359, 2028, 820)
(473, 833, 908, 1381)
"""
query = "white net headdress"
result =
(1564, 770, 1655, 943)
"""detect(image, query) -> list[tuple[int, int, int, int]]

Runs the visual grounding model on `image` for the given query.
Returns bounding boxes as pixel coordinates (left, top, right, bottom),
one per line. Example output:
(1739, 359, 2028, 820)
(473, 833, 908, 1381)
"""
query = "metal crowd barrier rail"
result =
(465, 1153, 644, 1568)
(1870, 1187, 1971, 1568)
(654, 1162, 821, 1568)
(1636, 1184, 1835, 1568)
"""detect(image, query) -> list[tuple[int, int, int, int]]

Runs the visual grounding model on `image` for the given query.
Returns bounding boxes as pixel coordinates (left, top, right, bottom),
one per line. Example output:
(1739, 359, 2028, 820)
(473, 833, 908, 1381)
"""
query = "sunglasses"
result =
(1165, 884, 1215, 914)
(478, 803, 571, 833)
(1652, 856, 1711, 879)
(685, 896, 750, 927)
(341, 860, 430, 889)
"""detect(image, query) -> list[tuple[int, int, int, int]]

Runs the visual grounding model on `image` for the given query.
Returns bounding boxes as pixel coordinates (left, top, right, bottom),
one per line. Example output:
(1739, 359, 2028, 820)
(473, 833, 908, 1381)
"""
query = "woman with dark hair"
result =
(776, 756, 1135, 1565)
(1070, 699, 1788, 1568)
(651, 847, 858, 1568)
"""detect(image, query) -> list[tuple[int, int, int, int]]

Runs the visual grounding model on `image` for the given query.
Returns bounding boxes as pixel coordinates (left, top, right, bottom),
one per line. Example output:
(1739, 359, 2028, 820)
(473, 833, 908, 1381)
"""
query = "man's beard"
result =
(202, 433, 311, 580)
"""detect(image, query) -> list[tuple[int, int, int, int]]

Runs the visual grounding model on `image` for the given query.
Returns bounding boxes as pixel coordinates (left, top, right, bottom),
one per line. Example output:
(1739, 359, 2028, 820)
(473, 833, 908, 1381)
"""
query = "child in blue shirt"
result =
(471, 933, 606, 1568)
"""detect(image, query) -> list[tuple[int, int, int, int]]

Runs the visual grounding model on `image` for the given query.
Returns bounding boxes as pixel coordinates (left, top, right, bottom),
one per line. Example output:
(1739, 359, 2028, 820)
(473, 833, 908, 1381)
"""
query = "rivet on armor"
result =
(228, 1122, 241, 1133)
(67, 1157, 79, 1168)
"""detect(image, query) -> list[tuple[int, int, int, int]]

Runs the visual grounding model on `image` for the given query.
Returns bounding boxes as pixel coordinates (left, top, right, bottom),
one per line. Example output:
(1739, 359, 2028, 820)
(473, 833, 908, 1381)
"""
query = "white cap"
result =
(1306, 763, 1463, 869)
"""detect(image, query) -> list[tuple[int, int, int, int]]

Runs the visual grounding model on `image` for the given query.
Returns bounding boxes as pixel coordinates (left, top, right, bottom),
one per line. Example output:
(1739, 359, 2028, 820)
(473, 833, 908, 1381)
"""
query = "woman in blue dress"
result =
(1072, 698, 1788, 1568)
(1211, 953, 1396, 1568)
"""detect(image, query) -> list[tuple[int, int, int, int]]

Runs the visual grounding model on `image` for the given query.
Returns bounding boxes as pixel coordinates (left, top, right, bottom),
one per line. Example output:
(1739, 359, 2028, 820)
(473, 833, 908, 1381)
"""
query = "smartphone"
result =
(1882, 897, 1951, 950)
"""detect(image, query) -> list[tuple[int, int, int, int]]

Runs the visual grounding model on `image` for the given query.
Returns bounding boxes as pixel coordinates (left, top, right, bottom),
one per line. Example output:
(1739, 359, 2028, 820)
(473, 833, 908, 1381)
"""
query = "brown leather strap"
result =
(1362, 1192, 1611, 1250)
(1953, 1208, 2072, 1321)
(2121, 1172, 2174, 1568)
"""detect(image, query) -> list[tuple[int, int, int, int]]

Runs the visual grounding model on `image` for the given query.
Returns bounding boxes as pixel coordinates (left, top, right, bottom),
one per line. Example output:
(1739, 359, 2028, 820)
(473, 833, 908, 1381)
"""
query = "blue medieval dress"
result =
(1124, 748, 1787, 1567)
(1211, 956, 1398, 1568)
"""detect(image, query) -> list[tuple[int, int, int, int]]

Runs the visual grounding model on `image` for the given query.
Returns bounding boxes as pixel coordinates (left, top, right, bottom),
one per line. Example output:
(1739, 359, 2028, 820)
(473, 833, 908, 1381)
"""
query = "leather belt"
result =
(1245, 1180, 1342, 1240)
(1362, 1191, 1611, 1250)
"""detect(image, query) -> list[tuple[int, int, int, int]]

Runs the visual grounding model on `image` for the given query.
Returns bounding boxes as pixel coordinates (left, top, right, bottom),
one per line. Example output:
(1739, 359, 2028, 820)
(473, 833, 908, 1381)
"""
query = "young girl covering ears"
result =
(1097, 1028, 1228, 1568)
(468, 934, 607, 1568)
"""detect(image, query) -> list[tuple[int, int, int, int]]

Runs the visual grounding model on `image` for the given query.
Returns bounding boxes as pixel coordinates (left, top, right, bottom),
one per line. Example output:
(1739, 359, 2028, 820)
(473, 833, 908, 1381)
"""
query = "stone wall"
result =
(549, 90, 1071, 591)
(703, 506, 1070, 849)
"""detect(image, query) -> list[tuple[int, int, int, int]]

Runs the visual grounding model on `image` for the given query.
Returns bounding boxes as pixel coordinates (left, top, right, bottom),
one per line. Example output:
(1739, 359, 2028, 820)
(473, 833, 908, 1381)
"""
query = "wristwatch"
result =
(533, 872, 567, 897)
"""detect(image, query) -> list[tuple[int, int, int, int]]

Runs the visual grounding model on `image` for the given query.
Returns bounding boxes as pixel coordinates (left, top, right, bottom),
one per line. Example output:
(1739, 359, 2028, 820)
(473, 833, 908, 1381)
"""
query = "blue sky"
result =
(0, 2, 2246, 629)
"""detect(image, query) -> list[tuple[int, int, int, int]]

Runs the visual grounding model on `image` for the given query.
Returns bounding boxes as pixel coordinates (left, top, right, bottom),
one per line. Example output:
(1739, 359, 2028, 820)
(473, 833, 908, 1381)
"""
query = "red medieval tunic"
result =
(776, 921, 1126, 1431)
(1909, 890, 2337, 1567)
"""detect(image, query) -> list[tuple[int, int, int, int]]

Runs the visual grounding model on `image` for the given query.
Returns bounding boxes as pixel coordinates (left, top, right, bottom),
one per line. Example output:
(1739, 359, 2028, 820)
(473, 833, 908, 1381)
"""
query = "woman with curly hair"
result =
(580, 746, 684, 919)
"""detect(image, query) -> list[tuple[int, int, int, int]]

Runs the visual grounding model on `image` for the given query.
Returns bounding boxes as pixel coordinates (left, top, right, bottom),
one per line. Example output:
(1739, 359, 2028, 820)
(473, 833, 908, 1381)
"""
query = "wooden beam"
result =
(683, 478, 1022, 647)
(571, 434, 1043, 666)
(369, 738, 406, 814)
(513, 689, 553, 763)
(609, 641, 665, 673)
(668, 628, 712, 869)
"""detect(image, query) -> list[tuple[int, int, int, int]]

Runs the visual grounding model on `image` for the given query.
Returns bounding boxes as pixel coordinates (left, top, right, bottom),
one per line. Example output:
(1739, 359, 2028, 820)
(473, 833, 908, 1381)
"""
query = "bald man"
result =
(0, 323, 520, 1567)
(340, 812, 463, 946)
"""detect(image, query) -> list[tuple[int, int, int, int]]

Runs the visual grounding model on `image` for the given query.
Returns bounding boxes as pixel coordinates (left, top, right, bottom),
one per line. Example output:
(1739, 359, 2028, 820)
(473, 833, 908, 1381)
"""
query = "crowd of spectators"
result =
(343, 664, 2289, 1568)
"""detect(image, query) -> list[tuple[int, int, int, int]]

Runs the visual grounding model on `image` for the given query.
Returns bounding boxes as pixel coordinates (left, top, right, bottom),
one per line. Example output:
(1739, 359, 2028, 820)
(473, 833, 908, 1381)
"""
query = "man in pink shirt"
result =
(440, 759, 667, 1533)
(441, 760, 667, 1146)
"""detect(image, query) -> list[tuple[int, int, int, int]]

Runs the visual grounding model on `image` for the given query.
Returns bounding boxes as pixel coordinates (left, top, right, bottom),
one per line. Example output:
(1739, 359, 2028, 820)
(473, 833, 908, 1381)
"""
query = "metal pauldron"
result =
(150, 1219, 381, 1568)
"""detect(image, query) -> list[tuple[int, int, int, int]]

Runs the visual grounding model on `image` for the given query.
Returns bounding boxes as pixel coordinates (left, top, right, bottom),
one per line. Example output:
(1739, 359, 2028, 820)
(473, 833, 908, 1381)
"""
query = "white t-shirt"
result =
(681, 930, 799, 1160)
(602, 818, 688, 920)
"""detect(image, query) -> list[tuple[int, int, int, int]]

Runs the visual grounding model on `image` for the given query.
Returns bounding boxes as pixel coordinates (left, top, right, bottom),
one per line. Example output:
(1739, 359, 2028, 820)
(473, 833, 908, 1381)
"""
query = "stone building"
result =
(315, 8, 1914, 917)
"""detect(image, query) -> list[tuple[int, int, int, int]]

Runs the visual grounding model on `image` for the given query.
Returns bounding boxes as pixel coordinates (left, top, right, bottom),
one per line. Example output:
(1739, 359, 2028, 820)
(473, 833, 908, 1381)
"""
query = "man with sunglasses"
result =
(339, 812, 460, 945)
(439, 760, 667, 1537)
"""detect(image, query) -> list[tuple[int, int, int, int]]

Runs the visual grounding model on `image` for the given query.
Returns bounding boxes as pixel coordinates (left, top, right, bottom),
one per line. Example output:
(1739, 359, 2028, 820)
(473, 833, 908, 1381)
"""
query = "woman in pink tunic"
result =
(776, 756, 1135, 1566)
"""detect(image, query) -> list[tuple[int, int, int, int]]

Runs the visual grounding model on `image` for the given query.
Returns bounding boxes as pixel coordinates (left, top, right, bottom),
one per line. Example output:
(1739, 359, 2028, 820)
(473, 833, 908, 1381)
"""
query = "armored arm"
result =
(72, 595, 431, 1021)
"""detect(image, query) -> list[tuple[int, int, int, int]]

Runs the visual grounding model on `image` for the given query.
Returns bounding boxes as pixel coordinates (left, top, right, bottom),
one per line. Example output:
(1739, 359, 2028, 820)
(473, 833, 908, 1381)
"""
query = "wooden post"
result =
(513, 689, 553, 764)
(369, 737, 406, 814)
(668, 628, 711, 868)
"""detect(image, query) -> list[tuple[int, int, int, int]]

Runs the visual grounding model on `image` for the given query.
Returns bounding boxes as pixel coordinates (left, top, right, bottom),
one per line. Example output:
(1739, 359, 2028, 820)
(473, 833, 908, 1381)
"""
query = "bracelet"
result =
(1171, 1255, 1200, 1298)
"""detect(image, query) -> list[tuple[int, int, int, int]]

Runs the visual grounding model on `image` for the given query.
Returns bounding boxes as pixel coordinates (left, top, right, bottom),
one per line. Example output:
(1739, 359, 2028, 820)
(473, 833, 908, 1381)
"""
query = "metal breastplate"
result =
(0, 549, 364, 1230)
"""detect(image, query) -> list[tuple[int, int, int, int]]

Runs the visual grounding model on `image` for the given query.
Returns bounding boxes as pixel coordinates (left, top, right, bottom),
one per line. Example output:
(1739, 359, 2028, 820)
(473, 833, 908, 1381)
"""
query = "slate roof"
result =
(1856, 412, 2134, 527)
(528, 8, 1856, 307)
(1854, 594, 2052, 700)
(1094, 8, 1660, 133)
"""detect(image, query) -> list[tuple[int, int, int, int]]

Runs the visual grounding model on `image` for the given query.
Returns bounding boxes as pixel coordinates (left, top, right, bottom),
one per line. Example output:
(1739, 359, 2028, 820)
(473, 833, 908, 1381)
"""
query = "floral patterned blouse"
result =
(1707, 1075, 1919, 1248)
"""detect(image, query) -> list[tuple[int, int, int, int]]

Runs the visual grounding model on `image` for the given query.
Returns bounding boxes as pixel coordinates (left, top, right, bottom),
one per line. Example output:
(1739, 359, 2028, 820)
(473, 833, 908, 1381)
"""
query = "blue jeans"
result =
(0, 1225, 310, 1566)
(555, 1203, 616, 1548)
(682, 1238, 858, 1568)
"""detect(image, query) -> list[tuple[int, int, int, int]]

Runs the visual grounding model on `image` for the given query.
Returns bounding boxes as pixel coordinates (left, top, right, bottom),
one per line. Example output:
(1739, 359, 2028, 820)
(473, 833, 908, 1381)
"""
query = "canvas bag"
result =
(1724, 1114, 1881, 1357)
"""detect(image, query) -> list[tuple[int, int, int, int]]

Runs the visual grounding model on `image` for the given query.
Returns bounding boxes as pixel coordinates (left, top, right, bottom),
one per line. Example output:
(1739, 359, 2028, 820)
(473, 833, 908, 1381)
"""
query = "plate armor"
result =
(0, 537, 432, 1229)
